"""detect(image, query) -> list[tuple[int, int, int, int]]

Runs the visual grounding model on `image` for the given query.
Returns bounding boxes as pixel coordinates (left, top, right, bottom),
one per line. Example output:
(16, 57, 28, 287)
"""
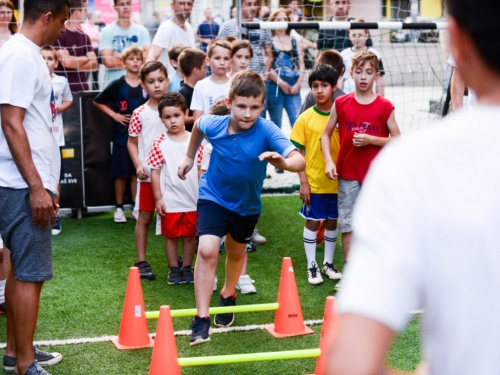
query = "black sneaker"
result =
(3, 346, 63, 371)
(12, 361, 50, 375)
(189, 316, 211, 346)
(0, 302, 5, 314)
(181, 266, 194, 284)
(214, 293, 236, 327)
(134, 261, 155, 280)
(167, 267, 181, 285)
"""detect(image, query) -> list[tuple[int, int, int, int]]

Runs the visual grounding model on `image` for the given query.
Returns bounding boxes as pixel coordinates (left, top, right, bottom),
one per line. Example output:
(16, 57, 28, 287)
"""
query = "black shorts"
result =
(110, 143, 136, 178)
(197, 199, 259, 244)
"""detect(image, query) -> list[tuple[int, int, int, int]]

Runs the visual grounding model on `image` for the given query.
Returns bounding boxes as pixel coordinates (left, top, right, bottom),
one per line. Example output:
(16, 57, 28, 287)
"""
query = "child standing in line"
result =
(40, 45, 73, 236)
(227, 40, 253, 79)
(322, 51, 400, 289)
(149, 93, 203, 285)
(94, 46, 147, 223)
(167, 43, 189, 93)
(290, 64, 342, 286)
(127, 61, 170, 280)
(178, 48, 207, 132)
(178, 71, 306, 345)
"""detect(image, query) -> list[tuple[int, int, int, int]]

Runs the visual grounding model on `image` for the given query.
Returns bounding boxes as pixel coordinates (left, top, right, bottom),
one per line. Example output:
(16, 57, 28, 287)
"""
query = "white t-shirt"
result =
(447, 54, 477, 108)
(51, 74, 73, 147)
(190, 77, 231, 115)
(151, 20, 196, 77)
(0, 34, 61, 194)
(338, 106, 500, 375)
(341, 47, 382, 94)
(128, 104, 165, 183)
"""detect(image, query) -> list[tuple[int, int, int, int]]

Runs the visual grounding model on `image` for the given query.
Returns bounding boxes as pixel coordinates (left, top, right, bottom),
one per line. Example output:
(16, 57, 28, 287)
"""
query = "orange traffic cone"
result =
(313, 296, 339, 374)
(149, 306, 181, 375)
(266, 257, 314, 338)
(112, 267, 154, 349)
(317, 221, 325, 244)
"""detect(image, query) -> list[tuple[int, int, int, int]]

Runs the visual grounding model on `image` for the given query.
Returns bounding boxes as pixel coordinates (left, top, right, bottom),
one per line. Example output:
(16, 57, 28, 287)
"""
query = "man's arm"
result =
(450, 67, 465, 111)
(146, 44, 164, 62)
(57, 50, 98, 72)
(0, 105, 56, 227)
(101, 49, 125, 69)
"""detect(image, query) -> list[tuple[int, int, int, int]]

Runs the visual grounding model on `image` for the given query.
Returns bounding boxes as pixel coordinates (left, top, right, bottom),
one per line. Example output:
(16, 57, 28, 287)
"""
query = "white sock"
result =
(0, 279, 6, 304)
(303, 227, 317, 269)
(323, 229, 338, 265)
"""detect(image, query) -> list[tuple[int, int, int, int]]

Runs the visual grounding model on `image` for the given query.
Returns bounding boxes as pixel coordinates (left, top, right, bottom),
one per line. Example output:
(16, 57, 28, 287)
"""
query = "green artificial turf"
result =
(0, 195, 421, 374)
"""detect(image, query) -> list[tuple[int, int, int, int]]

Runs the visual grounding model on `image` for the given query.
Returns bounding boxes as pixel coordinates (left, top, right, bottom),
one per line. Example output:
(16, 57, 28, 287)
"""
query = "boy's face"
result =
(208, 46, 231, 76)
(349, 30, 369, 50)
(194, 61, 207, 80)
(160, 105, 187, 133)
(124, 53, 143, 74)
(231, 48, 251, 72)
(351, 61, 379, 92)
(142, 69, 170, 100)
(226, 93, 265, 133)
(311, 80, 336, 106)
(40, 50, 58, 73)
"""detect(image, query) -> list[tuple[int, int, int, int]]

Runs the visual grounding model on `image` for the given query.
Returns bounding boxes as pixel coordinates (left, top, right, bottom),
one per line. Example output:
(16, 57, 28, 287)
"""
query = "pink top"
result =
(81, 22, 101, 50)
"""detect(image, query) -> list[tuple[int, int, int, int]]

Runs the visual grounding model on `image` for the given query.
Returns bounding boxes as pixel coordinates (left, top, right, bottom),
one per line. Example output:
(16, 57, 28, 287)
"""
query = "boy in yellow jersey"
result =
(290, 64, 342, 286)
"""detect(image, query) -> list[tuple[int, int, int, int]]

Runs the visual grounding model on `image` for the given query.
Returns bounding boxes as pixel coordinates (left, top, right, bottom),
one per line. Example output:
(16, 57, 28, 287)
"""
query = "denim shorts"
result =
(0, 187, 53, 282)
(338, 179, 361, 233)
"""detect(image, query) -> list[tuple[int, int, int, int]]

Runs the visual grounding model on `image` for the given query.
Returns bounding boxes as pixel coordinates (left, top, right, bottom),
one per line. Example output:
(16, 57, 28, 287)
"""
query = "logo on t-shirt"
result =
(113, 35, 139, 51)
(50, 90, 57, 124)
(345, 121, 379, 134)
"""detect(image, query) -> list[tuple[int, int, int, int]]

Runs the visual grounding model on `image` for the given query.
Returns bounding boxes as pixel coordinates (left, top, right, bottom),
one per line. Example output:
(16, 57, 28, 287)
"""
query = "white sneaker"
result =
(321, 262, 342, 280)
(131, 209, 139, 221)
(213, 276, 218, 292)
(236, 275, 257, 294)
(307, 262, 323, 285)
(114, 208, 127, 223)
(250, 229, 266, 245)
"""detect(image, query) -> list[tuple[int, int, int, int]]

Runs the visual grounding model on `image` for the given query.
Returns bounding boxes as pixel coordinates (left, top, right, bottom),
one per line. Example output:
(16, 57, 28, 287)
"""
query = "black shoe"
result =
(245, 242, 256, 252)
(135, 261, 155, 280)
(167, 267, 182, 285)
(3, 346, 63, 371)
(0, 302, 5, 314)
(181, 266, 194, 284)
(214, 293, 236, 327)
(189, 316, 211, 346)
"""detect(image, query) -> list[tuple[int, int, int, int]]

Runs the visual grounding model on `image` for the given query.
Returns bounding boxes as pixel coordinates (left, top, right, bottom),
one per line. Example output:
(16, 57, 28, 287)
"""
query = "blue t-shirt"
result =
(169, 73, 182, 93)
(196, 21, 220, 53)
(198, 115, 295, 215)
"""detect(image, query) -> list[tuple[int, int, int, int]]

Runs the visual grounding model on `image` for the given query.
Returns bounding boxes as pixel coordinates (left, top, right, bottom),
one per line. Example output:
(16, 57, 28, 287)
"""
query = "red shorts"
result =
(137, 182, 155, 212)
(160, 211, 197, 239)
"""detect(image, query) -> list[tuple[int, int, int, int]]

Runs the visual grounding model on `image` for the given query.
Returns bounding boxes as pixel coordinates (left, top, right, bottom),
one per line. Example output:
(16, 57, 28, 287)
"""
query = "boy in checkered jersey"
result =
(127, 61, 170, 281)
(148, 93, 203, 285)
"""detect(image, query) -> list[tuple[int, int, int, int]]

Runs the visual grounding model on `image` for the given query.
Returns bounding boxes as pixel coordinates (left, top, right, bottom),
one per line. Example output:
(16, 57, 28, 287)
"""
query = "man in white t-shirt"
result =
(146, 0, 196, 77)
(448, 54, 477, 111)
(0, 2, 69, 374)
(325, 1, 500, 374)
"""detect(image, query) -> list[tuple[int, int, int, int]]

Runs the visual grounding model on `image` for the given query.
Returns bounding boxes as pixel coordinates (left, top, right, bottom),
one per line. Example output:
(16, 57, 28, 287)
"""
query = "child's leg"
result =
(135, 210, 154, 262)
(237, 251, 257, 294)
(221, 234, 247, 299)
(0, 244, 6, 310)
(130, 175, 137, 209)
(304, 219, 321, 268)
(338, 179, 361, 262)
(194, 235, 222, 317)
(114, 178, 126, 206)
(165, 237, 180, 267)
(240, 252, 248, 275)
(341, 231, 353, 261)
(181, 236, 195, 267)
(323, 218, 338, 265)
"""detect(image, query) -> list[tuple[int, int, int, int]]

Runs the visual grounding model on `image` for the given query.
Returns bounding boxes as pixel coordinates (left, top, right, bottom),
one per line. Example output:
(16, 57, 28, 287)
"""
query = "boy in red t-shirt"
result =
(321, 51, 400, 288)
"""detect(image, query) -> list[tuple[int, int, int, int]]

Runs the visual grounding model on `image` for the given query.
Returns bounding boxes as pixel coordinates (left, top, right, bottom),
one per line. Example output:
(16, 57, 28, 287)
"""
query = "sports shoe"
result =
(214, 293, 236, 327)
(134, 261, 155, 280)
(130, 209, 139, 221)
(0, 302, 5, 314)
(181, 266, 194, 284)
(245, 242, 256, 252)
(236, 275, 256, 294)
(12, 361, 50, 375)
(321, 262, 342, 280)
(219, 236, 225, 253)
(113, 208, 127, 223)
(190, 316, 211, 346)
(51, 214, 61, 236)
(213, 276, 218, 292)
(4, 346, 63, 371)
(167, 267, 182, 285)
(307, 262, 324, 285)
(250, 229, 266, 245)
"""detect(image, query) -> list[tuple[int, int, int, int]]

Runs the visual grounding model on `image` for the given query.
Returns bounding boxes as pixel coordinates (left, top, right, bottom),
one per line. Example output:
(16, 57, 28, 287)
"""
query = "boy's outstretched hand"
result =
(178, 156, 194, 180)
(325, 161, 338, 180)
(259, 151, 286, 169)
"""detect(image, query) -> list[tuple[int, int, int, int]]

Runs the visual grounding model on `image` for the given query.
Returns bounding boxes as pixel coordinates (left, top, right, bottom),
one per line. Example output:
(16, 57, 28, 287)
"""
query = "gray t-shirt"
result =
(298, 88, 346, 116)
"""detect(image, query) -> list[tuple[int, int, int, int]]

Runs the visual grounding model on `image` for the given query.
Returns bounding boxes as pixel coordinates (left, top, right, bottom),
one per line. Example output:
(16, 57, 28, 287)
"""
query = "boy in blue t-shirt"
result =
(178, 70, 306, 346)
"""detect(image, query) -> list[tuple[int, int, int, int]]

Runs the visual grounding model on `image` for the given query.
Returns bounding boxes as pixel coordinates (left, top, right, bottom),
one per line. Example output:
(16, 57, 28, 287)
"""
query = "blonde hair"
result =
(207, 39, 232, 58)
(121, 45, 144, 63)
(351, 50, 379, 72)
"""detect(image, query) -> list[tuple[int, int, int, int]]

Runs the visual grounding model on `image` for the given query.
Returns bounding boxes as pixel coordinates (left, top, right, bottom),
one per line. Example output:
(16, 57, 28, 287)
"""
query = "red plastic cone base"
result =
(112, 337, 154, 350)
(264, 323, 314, 338)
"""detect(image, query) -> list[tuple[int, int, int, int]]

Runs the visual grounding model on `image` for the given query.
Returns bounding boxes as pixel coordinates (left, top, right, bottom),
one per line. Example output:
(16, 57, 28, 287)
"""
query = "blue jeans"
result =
(266, 76, 301, 129)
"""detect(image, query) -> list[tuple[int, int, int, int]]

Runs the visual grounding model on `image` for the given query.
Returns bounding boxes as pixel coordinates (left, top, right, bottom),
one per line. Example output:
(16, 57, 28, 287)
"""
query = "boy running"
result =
(178, 71, 305, 345)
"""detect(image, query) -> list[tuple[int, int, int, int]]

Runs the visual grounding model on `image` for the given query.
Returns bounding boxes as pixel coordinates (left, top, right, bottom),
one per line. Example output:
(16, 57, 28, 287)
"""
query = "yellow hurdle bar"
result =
(145, 303, 280, 319)
(177, 348, 321, 366)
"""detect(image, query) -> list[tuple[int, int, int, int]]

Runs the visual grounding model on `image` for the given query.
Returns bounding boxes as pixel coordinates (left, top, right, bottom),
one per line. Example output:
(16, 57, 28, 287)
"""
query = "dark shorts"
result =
(111, 143, 136, 178)
(299, 193, 338, 220)
(0, 187, 53, 282)
(197, 199, 260, 244)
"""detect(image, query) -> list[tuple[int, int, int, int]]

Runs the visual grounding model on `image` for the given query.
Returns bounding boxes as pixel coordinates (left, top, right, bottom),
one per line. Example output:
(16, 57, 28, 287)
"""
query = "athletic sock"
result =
(0, 279, 6, 304)
(116, 204, 124, 210)
(323, 229, 338, 265)
(303, 227, 317, 269)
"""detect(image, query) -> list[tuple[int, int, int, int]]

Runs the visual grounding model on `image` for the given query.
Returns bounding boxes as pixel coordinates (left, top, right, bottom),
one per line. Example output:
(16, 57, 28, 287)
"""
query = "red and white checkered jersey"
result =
(128, 104, 165, 182)
(148, 132, 203, 212)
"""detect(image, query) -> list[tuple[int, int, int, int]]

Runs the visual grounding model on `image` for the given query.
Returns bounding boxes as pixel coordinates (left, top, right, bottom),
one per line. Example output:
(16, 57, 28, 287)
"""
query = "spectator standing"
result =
(217, 0, 273, 79)
(54, 0, 98, 93)
(144, 11, 161, 41)
(100, 0, 151, 88)
(80, 12, 102, 90)
(0, 1, 69, 374)
(287, 0, 303, 22)
(147, 0, 196, 78)
(196, 8, 219, 54)
(0, 0, 17, 48)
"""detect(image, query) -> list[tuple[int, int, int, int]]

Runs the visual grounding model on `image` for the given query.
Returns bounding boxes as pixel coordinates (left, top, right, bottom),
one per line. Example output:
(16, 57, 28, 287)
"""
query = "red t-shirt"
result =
(335, 93, 394, 182)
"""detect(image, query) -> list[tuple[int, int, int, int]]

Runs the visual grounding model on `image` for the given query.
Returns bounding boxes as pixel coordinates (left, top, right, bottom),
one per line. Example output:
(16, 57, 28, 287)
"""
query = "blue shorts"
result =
(299, 193, 338, 221)
(197, 199, 260, 244)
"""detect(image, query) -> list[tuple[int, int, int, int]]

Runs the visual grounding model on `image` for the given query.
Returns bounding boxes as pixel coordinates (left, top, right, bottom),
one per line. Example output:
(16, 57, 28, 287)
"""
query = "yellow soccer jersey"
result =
(290, 106, 340, 194)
